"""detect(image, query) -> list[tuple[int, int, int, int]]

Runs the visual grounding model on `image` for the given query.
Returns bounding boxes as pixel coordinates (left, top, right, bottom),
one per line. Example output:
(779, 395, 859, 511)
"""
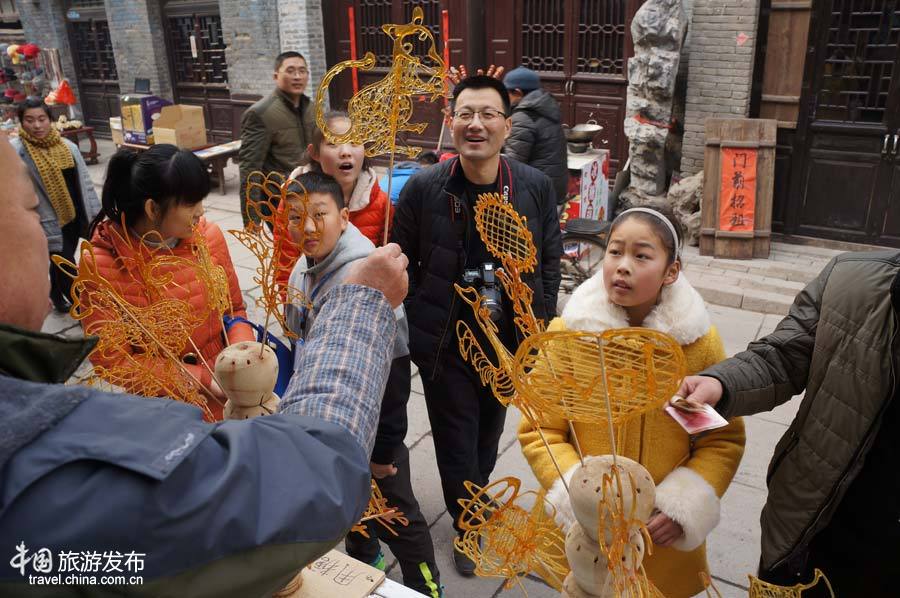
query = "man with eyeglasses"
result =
(239, 51, 315, 225)
(392, 75, 562, 576)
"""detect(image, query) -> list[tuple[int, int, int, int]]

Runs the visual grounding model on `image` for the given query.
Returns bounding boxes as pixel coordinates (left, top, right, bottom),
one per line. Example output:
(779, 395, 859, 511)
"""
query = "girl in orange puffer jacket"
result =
(80, 144, 255, 421)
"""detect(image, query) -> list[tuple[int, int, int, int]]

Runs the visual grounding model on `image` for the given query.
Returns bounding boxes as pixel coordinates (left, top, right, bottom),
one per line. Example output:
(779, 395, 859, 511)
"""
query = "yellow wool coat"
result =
(519, 271, 746, 597)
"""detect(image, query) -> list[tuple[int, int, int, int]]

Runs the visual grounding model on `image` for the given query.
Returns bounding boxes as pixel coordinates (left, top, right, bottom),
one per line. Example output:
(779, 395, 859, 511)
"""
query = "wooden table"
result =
(120, 139, 242, 196)
(194, 140, 241, 196)
(60, 126, 99, 165)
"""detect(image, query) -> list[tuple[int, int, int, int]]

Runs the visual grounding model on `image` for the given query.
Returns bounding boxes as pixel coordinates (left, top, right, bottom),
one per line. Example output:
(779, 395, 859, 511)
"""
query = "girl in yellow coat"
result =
(519, 208, 745, 597)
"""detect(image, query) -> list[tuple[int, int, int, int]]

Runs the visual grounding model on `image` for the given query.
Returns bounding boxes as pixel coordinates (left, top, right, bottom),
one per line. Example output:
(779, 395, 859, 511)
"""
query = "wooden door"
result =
(163, 1, 231, 143)
(568, 0, 642, 177)
(790, 0, 900, 246)
(322, 0, 467, 153)
(66, 4, 120, 136)
(486, 0, 643, 178)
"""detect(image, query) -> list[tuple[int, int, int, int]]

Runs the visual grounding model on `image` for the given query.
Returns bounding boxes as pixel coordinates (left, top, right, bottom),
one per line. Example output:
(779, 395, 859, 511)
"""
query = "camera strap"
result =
(448, 156, 514, 224)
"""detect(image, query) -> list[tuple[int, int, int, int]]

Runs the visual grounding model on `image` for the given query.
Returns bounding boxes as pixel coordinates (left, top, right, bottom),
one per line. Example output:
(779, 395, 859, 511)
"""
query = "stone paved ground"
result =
(50, 140, 816, 597)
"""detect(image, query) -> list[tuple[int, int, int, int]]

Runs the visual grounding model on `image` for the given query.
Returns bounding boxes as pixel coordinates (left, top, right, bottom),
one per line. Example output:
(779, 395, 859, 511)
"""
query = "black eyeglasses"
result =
(452, 108, 507, 123)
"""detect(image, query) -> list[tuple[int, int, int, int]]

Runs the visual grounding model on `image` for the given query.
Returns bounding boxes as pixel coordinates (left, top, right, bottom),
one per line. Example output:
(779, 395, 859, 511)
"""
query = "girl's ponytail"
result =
(90, 149, 139, 238)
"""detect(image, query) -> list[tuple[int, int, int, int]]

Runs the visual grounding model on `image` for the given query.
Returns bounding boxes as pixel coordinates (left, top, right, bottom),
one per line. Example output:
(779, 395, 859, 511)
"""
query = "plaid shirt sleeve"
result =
(278, 284, 396, 455)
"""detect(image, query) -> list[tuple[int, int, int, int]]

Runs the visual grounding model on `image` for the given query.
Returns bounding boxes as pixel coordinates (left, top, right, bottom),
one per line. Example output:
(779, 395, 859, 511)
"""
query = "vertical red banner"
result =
(719, 147, 757, 232)
(348, 6, 359, 93)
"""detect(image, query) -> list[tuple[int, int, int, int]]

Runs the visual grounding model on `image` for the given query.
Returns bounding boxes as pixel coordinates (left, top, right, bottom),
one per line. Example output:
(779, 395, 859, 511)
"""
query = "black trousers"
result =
(421, 353, 507, 534)
(759, 525, 898, 597)
(49, 220, 80, 307)
(345, 445, 440, 595)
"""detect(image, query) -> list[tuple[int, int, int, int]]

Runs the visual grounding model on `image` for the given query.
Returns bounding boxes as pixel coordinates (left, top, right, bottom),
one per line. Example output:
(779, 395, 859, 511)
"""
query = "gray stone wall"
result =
(278, 0, 327, 104)
(680, 0, 760, 175)
(104, 0, 173, 99)
(220, 0, 281, 98)
(17, 0, 82, 116)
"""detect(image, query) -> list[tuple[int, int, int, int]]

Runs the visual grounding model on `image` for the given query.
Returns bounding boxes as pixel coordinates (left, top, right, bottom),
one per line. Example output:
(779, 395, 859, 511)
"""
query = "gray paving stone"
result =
(740, 288, 792, 316)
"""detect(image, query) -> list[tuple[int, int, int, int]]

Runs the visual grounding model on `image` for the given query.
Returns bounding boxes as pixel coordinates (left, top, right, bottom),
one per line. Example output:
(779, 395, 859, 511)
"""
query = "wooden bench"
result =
(61, 126, 99, 165)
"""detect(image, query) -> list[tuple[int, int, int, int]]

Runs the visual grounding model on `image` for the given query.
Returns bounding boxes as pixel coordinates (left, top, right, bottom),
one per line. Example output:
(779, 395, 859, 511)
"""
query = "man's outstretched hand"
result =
(672, 376, 725, 411)
(344, 243, 409, 308)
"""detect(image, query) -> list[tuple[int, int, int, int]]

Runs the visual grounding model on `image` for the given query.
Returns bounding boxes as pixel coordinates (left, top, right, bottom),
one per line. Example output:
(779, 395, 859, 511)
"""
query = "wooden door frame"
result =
(64, 2, 120, 136)
(782, 0, 828, 236)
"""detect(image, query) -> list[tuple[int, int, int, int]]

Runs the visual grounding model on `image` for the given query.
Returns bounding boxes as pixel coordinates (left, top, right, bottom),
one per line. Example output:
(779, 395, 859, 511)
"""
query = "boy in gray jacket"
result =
(285, 172, 442, 598)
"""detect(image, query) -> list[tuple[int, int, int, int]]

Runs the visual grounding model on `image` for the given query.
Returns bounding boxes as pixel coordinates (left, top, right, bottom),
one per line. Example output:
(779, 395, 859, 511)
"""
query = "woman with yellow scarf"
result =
(11, 98, 99, 312)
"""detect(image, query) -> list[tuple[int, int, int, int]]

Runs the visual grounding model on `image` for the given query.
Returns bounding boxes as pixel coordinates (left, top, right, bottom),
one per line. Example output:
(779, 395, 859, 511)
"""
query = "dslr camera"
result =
(462, 262, 504, 324)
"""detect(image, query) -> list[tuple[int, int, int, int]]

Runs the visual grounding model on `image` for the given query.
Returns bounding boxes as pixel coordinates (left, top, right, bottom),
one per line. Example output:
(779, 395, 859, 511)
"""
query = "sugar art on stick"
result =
(315, 6, 447, 244)
(53, 222, 232, 420)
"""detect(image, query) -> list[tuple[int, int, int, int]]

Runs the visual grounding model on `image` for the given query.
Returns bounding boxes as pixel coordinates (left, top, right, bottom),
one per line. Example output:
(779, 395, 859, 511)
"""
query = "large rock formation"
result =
(667, 170, 703, 246)
(620, 0, 687, 210)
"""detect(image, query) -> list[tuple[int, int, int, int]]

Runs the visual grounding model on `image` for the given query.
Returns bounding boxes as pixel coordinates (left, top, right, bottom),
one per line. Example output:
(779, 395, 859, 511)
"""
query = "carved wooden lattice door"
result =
(65, 1, 120, 135)
(792, 0, 900, 246)
(163, 0, 230, 143)
(487, 0, 644, 178)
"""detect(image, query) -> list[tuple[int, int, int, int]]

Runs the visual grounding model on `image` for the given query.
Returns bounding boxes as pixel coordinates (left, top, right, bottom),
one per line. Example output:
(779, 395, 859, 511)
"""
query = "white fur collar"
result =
(561, 269, 711, 345)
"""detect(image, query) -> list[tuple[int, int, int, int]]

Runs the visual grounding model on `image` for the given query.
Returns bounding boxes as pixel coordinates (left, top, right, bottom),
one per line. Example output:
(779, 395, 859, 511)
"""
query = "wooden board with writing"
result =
(700, 118, 777, 259)
(294, 549, 385, 598)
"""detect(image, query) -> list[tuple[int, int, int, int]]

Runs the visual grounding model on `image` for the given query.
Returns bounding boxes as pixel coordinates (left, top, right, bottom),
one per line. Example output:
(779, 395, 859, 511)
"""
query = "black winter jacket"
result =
(392, 157, 562, 380)
(503, 89, 569, 205)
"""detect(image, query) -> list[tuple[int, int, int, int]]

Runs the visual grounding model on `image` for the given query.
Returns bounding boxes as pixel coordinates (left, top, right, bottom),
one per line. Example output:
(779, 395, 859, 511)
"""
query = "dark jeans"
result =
(49, 219, 80, 307)
(345, 445, 440, 596)
(421, 353, 507, 534)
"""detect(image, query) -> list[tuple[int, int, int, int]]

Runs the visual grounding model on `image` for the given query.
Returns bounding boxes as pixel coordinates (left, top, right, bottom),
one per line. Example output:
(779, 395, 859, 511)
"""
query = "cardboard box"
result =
(120, 94, 171, 145)
(153, 104, 208, 150)
(109, 116, 123, 146)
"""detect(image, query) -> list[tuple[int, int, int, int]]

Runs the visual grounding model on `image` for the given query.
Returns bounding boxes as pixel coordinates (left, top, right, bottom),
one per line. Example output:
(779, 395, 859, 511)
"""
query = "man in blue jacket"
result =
(0, 133, 409, 597)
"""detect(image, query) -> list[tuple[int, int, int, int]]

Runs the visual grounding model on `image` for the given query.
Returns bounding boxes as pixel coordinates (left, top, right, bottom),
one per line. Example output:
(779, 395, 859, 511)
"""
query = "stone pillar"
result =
(680, 0, 760, 175)
(104, 0, 173, 99)
(17, 0, 83, 116)
(277, 0, 327, 104)
(622, 0, 688, 205)
(219, 0, 281, 98)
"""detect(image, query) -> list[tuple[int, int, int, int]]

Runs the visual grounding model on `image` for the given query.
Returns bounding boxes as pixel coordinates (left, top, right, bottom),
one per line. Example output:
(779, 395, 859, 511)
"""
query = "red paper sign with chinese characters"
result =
(719, 147, 757, 232)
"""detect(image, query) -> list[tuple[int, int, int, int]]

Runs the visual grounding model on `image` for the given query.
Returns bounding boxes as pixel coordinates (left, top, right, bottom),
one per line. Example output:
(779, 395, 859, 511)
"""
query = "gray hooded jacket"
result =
(286, 222, 409, 359)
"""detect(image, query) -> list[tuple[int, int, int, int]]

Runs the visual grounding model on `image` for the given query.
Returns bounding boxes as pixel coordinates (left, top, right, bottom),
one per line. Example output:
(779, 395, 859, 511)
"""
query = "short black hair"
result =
(296, 171, 344, 210)
(451, 75, 511, 116)
(275, 51, 306, 71)
(417, 151, 439, 165)
(17, 97, 51, 121)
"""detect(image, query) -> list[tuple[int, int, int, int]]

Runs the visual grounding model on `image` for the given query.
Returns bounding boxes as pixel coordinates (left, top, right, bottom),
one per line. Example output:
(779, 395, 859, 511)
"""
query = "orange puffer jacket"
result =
(80, 218, 255, 420)
(350, 173, 391, 246)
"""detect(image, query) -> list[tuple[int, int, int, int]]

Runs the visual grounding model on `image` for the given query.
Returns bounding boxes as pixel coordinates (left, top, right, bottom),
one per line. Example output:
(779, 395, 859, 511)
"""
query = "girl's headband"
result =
(614, 207, 681, 259)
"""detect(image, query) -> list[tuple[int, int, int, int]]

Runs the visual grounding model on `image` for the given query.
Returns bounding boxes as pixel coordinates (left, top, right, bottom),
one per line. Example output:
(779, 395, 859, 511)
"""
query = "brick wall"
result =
(220, 0, 281, 98)
(104, 0, 172, 99)
(17, 0, 83, 116)
(277, 0, 327, 105)
(680, 0, 760, 175)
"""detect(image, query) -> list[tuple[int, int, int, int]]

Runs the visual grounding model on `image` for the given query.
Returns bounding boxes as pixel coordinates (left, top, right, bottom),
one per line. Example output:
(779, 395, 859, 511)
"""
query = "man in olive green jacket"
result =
(238, 51, 316, 225)
(678, 251, 900, 596)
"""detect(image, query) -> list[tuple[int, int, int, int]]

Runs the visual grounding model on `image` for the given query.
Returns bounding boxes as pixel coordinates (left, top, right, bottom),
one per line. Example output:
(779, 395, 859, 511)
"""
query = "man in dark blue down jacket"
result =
(502, 66, 569, 206)
(0, 133, 410, 597)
